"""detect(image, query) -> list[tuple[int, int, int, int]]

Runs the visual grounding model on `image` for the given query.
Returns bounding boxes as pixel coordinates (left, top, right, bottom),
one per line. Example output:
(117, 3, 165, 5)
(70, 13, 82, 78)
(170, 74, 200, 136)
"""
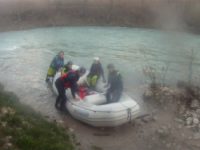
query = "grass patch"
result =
(0, 83, 74, 150)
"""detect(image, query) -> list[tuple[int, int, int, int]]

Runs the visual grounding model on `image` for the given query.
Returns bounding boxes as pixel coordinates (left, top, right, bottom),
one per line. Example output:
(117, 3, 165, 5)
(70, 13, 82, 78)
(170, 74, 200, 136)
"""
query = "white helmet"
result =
(93, 57, 99, 61)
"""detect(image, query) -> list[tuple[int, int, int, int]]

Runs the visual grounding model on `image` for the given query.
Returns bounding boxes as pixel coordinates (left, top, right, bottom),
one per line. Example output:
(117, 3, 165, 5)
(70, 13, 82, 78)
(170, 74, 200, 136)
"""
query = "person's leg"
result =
(106, 88, 113, 103)
(60, 92, 67, 111)
(55, 80, 65, 109)
(46, 67, 56, 82)
(87, 76, 91, 85)
(114, 89, 123, 102)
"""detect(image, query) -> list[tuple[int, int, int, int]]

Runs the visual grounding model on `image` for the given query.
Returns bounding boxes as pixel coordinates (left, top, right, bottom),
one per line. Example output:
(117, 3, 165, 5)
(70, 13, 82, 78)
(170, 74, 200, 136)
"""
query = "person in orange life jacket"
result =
(87, 57, 106, 90)
(104, 64, 123, 103)
(46, 51, 64, 82)
(61, 61, 73, 74)
(55, 67, 86, 111)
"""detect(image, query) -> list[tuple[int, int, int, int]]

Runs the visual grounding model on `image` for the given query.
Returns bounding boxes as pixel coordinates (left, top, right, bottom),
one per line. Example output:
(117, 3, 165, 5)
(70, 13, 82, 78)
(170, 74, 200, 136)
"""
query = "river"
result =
(0, 26, 200, 117)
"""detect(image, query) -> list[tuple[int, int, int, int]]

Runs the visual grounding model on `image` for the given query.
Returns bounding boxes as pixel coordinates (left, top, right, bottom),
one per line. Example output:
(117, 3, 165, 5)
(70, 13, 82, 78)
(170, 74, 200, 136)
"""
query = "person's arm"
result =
(61, 58, 64, 67)
(68, 74, 79, 99)
(104, 73, 110, 88)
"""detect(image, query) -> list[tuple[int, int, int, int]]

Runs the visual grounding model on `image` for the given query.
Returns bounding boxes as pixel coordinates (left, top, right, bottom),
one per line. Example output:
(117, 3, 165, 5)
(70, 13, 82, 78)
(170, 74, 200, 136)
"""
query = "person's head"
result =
(67, 61, 73, 69)
(77, 67, 86, 77)
(93, 57, 99, 64)
(107, 64, 115, 73)
(59, 51, 64, 58)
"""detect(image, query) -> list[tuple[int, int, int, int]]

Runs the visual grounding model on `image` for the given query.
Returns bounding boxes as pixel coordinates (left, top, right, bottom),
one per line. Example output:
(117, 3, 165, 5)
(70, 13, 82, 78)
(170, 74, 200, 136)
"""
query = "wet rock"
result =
(144, 90, 154, 99)
(190, 99, 199, 109)
(157, 129, 170, 138)
(166, 143, 171, 148)
(68, 128, 74, 132)
(196, 109, 200, 115)
(193, 133, 200, 140)
(152, 116, 158, 122)
(193, 118, 199, 125)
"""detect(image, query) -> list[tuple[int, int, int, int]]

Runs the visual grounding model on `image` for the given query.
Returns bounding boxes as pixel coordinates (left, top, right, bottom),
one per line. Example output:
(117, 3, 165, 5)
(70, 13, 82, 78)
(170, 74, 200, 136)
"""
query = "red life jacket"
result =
(60, 70, 77, 88)
(76, 86, 96, 99)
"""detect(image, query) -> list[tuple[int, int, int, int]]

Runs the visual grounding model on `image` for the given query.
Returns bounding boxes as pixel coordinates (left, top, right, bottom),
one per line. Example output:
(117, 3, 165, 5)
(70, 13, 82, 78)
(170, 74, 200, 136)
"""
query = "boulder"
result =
(190, 99, 199, 109)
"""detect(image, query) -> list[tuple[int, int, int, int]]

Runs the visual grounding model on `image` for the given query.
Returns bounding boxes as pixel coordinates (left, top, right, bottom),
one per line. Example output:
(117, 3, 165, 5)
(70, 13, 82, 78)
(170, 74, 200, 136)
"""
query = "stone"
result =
(152, 116, 158, 122)
(68, 128, 74, 132)
(193, 118, 199, 125)
(161, 126, 168, 131)
(144, 90, 154, 99)
(166, 143, 171, 148)
(157, 129, 170, 138)
(6, 136, 12, 139)
(162, 87, 169, 92)
(192, 113, 198, 118)
(190, 99, 199, 109)
(196, 109, 200, 115)
(193, 133, 200, 140)
(6, 143, 12, 147)
(186, 117, 192, 126)
(2, 122, 7, 127)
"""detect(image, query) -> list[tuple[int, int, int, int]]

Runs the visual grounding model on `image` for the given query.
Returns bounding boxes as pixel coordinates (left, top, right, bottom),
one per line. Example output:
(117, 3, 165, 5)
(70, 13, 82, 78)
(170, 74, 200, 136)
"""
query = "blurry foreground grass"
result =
(0, 83, 74, 150)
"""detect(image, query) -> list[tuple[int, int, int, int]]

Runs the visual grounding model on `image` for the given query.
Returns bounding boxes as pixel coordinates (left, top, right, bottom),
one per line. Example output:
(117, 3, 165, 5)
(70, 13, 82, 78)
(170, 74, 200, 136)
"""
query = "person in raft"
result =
(87, 57, 106, 90)
(61, 61, 73, 74)
(104, 64, 123, 103)
(46, 51, 64, 82)
(55, 67, 86, 111)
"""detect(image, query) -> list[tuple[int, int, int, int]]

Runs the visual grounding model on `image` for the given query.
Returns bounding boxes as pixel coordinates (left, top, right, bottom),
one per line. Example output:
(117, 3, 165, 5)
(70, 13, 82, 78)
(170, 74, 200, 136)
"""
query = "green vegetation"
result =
(0, 83, 74, 150)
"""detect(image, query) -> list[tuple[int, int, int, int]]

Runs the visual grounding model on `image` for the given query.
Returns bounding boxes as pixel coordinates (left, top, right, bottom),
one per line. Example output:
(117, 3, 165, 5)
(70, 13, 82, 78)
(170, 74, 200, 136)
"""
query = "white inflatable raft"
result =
(52, 65, 140, 127)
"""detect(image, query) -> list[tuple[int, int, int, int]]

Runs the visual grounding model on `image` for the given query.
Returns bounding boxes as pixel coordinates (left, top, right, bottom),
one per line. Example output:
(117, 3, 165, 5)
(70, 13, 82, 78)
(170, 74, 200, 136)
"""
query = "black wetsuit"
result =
(106, 70, 123, 103)
(55, 71, 79, 111)
(88, 62, 105, 81)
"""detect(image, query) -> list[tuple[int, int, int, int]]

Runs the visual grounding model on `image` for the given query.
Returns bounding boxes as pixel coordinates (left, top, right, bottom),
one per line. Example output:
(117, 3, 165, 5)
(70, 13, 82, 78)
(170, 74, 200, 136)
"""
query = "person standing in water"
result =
(46, 51, 64, 82)
(104, 64, 123, 103)
(55, 67, 86, 111)
(61, 61, 73, 74)
(87, 57, 106, 90)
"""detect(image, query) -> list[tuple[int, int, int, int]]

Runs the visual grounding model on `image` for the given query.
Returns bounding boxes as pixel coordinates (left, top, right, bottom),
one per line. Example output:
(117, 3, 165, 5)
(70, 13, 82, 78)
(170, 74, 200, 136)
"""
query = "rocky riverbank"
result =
(142, 80, 200, 149)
